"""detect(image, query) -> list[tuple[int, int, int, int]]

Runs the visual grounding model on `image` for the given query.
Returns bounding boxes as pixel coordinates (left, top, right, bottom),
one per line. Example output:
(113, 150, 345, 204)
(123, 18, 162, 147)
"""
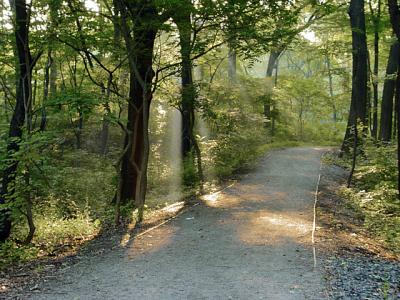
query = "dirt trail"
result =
(26, 147, 328, 299)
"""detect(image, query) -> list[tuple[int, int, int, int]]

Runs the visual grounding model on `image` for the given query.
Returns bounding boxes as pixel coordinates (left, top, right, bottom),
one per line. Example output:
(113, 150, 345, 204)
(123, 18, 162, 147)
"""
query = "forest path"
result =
(28, 147, 328, 299)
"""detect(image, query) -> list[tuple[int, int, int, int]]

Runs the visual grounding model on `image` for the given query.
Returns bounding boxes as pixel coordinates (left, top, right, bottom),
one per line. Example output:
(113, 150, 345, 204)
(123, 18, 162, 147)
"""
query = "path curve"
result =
(27, 147, 328, 299)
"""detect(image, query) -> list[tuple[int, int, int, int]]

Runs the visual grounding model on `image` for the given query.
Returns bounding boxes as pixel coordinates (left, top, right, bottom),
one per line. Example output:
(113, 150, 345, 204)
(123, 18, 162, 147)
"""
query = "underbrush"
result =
(1, 213, 100, 269)
(328, 144, 400, 253)
(0, 148, 113, 269)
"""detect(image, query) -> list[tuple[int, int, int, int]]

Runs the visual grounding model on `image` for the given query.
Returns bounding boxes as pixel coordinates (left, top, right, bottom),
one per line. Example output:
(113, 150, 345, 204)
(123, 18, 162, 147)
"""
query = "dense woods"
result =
(0, 0, 399, 268)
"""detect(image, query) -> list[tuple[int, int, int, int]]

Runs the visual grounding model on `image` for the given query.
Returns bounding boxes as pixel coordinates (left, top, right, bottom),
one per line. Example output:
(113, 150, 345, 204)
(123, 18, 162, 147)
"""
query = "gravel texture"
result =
(323, 255, 400, 299)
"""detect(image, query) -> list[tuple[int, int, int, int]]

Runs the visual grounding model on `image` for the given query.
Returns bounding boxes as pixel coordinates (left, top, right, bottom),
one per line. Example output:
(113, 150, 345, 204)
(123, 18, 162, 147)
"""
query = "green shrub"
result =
(0, 241, 38, 269)
(337, 143, 400, 253)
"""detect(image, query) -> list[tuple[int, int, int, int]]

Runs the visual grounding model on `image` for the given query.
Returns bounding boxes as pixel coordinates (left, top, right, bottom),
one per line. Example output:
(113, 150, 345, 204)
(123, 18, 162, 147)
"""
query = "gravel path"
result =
(15, 147, 329, 299)
(318, 163, 400, 300)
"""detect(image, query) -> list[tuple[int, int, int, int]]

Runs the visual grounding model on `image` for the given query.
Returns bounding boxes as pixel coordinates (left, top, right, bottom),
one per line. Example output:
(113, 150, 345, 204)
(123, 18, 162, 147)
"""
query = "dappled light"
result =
(126, 225, 178, 259)
(201, 191, 221, 204)
(120, 201, 185, 248)
(234, 211, 313, 246)
(161, 201, 185, 214)
(201, 184, 274, 208)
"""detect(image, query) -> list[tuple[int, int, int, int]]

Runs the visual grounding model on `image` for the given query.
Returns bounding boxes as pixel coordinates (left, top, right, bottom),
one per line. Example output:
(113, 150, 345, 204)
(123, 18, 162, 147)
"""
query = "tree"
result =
(261, 1, 337, 132)
(173, 1, 204, 188)
(0, 0, 42, 241)
(387, 0, 400, 198)
(379, 39, 399, 141)
(116, 0, 168, 219)
(369, 0, 381, 139)
(264, 50, 281, 132)
(341, 0, 369, 154)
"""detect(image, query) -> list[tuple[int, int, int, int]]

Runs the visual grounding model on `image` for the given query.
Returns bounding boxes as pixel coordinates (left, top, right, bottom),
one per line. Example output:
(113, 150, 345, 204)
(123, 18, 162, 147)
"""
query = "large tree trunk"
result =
(388, 0, 400, 199)
(341, 0, 368, 154)
(178, 17, 194, 161)
(118, 0, 157, 203)
(379, 40, 399, 141)
(0, 0, 35, 242)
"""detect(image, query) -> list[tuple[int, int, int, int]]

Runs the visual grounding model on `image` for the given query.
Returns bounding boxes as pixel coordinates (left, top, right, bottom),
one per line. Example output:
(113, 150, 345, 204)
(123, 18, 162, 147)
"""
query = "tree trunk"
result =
(396, 61, 400, 199)
(178, 18, 194, 160)
(120, 63, 155, 202)
(347, 124, 359, 187)
(370, 0, 381, 139)
(48, 0, 59, 99)
(50, 56, 57, 97)
(394, 91, 398, 139)
(387, 0, 400, 199)
(326, 54, 337, 122)
(367, 52, 372, 132)
(100, 114, 110, 155)
(176, 4, 204, 188)
(228, 46, 237, 83)
(264, 50, 281, 131)
(22, 168, 35, 244)
(118, 0, 157, 203)
(0, 0, 36, 242)
(99, 80, 112, 155)
(75, 109, 83, 149)
(379, 40, 399, 141)
(341, 0, 368, 154)
(41, 51, 52, 131)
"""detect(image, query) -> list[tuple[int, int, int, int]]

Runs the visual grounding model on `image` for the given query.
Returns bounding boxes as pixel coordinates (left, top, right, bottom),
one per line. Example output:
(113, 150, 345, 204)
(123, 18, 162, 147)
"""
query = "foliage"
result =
(0, 241, 38, 269)
(27, 211, 100, 255)
(338, 143, 400, 253)
(199, 78, 267, 179)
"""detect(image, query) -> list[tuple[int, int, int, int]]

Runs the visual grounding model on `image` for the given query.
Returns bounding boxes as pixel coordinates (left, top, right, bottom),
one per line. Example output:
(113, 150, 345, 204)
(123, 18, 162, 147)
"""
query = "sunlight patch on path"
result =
(232, 211, 313, 246)
(127, 225, 177, 259)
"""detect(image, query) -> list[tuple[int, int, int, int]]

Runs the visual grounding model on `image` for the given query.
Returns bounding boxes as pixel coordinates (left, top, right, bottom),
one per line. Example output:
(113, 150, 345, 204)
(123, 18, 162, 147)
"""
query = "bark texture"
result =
(370, 0, 381, 139)
(387, 0, 400, 199)
(341, 0, 368, 154)
(379, 40, 399, 141)
(118, 0, 158, 203)
(228, 47, 237, 83)
(0, 0, 37, 241)
(264, 50, 281, 130)
(175, 2, 204, 187)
